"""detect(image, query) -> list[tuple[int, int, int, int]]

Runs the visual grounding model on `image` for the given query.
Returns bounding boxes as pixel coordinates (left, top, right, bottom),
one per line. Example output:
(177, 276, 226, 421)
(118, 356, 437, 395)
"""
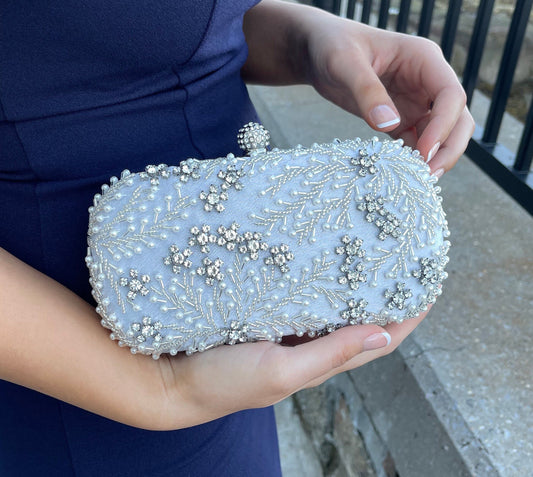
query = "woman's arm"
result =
(0, 248, 168, 428)
(2, 247, 421, 430)
(242, 0, 475, 176)
(2, 3, 459, 431)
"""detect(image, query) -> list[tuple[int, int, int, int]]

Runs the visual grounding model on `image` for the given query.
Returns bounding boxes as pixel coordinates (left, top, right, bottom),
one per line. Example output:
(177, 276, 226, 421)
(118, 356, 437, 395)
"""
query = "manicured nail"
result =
(432, 168, 445, 179)
(426, 142, 440, 163)
(370, 105, 400, 129)
(363, 331, 392, 351)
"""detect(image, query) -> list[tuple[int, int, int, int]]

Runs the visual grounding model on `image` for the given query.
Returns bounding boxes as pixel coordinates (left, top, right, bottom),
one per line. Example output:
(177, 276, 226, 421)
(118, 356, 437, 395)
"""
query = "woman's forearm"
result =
(0, 248, 169, 429)
(242, 0, 323, 85)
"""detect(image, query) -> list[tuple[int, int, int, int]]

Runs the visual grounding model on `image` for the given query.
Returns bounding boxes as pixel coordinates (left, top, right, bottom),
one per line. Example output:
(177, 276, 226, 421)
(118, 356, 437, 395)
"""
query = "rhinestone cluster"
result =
(140, 164, 170, 186)
(130, 316, 163, 344)
(265, 244, 294, 273)
(413, 257, 446, 285)
(237, 122, 270, 153)
(119, 269, 150, 300)
(240, 231, 269, 261)
(341, 298, 369, 325)
(385, 283, 413, 310)
(225, 321, 249, 345)
(200, 184, 228, 212)
(358, 194, 402, 240)
(185, 223, 288, 283)
(87, 129, 450, 357)
(189, 225, 217, 253)
(351, 149, 379, 176)
(218, 165, 245, 191)
(336, 236, 367, 291)
(163, 246, 193, 274)
(178, 161, 201, 182)
(197, 257, 225, 285)
(140, 161, 201, 186)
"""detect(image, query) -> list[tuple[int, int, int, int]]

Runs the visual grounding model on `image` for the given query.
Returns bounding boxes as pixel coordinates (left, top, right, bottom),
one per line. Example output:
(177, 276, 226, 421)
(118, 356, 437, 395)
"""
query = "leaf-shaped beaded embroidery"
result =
(87, 128, 450, 358)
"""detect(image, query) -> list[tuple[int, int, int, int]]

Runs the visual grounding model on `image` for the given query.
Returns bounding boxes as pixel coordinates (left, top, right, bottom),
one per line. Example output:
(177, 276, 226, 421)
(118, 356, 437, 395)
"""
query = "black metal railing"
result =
(310, 0, 533, 214)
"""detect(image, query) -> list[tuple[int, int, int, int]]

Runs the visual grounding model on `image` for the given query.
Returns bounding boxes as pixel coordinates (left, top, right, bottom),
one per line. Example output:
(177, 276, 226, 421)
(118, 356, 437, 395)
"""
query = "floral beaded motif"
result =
(350, 149, 379, 176)
(140, 164, 170, 186)
(239, 231, 269, 260)
(163, 246, 193, 274)
(264, 244, 294, 273)
(218, 165, 245, 191)
(200, 185, 228, 212)
(385, 283, 413, 310)
(119, 269, 151, 300)
(358, 194, 402, 241)
(189, 225, 216, 253)
(413, 257, 445, 286)
(177, 161, 201, 182)
(336, 236, 367, 290)
(130, 316, 163, 344)
(197, 257, 224, 285)
(216, 223, 242, 251)
(341, 298, 369, 324)
(87, 129, 450, 357)
(335, 235, 366, 265)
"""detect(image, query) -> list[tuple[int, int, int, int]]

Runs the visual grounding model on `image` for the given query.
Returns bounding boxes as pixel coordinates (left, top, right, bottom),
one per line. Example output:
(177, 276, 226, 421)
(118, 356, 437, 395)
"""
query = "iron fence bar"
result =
(332, 0, 342, 15)
(310, 0, 532, 214)
(467, 127, 533, 215)
(361, 0, 372, 24)
(515, 98, 533, 173)
(347, 0, 357, 19)
(378, 0, 391, 29)
(440, 0, 463, 61)
(417, 0, 435, 37)
(462, 0, 495, 107)
(396, 0, 411, 33)
(482, 0, 533, 144)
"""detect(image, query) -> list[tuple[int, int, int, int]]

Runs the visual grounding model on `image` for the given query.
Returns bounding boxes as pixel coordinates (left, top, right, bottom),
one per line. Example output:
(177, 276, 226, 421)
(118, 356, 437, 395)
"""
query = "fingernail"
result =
(432, 168, 445, 179)
(427, 142, 440, 163)
(363, 331, 392, 351)
(370, 105, 400, 129)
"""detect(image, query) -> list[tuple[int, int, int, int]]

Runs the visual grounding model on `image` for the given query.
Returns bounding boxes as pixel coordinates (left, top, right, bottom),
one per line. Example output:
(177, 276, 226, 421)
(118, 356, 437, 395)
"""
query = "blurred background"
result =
(249, 1, 533, 476)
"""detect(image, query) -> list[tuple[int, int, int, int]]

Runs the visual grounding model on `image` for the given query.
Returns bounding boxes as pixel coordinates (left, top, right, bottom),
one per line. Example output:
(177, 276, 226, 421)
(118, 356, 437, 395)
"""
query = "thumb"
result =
(324, 50, 401, 132)
(351, 59, 401, 131)
(281, 324, 391, 390)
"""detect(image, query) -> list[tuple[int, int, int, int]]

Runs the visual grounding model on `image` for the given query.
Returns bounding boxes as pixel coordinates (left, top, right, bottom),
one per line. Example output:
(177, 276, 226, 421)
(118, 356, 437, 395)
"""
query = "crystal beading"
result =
(87, 128, 450, 357)
(237, 122, 271, 153)
(119, 269, 151, 300)
(130, 316, 163, 344)
(163, 246, 193, 274)
(264, 244, 294, 273)
(358, 194, 402, 240)
(385, 282, 413, 310)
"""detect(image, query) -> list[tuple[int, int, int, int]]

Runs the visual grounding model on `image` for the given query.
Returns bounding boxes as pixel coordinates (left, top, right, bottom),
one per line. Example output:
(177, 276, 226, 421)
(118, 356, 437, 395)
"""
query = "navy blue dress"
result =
(0, 1, 282, 475)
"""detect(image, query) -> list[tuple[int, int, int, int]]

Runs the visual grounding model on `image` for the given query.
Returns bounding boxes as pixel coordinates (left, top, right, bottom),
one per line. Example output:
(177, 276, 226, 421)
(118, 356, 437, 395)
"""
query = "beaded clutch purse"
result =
(86, 123, 449, 358)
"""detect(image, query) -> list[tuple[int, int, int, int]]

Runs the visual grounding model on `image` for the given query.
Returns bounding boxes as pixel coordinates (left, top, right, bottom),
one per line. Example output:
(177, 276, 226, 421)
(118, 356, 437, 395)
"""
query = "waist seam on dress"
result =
(172, 0, 218, 69)
(181, 82, 205, 160)
(0, 81, 185, 125)
(57, 402, 78, 477)
(0, 97, 49, 276)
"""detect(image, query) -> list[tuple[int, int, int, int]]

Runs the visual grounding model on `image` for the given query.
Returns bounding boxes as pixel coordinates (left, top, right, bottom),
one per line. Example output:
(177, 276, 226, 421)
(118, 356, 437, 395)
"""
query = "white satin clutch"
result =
(86, 123, 449, 358)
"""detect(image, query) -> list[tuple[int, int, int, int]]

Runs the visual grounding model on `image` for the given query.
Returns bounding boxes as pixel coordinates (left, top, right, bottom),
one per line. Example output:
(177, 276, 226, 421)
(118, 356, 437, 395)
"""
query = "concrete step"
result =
(275, 398, 323, 477)
(249, 84, 533, 477)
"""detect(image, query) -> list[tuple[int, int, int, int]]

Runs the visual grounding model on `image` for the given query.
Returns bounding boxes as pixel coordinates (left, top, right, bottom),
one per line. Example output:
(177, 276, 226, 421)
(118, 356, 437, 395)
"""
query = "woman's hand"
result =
(154, 311, 426, 428)
(243, 1, 475, 176)
(0, 247, 426, 431)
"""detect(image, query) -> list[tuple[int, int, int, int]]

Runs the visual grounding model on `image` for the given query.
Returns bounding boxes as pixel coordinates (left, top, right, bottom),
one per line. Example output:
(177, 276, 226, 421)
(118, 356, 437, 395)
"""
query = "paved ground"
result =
(249, 84, 533, 476)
